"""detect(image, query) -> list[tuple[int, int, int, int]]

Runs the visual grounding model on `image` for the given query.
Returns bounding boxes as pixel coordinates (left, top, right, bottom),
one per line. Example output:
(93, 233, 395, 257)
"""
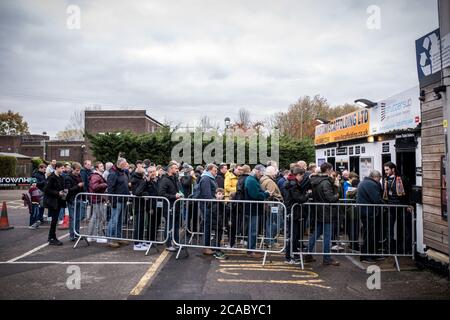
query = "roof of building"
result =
(0, 152, 32, 159)
(85, 109, 164, 127)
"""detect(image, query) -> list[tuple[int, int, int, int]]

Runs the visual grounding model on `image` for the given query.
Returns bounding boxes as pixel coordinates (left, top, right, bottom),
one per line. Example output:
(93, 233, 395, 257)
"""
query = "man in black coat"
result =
(131, 167, 149, 251)
(158, 162, 182, 251)
(357, 170, 384, 263)
(283, 167, 309, 264)
(306, 162, 340, 266)
(215, 163, 227, 189)
(44, 162, 66, 245)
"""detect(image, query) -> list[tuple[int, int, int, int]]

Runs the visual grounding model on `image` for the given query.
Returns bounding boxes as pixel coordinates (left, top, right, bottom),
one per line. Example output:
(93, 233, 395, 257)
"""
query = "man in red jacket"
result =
(88, 162, 108, 242)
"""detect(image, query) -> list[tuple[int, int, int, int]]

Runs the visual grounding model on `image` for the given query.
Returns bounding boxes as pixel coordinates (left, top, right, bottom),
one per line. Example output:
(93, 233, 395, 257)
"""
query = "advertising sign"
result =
(315, 109, 370, 145)
(370, 87, 420, 135)
(0, 177, 32, 187)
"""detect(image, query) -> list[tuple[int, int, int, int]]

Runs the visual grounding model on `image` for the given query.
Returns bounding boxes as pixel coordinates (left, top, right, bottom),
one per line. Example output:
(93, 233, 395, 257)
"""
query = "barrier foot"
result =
(145, 242, 159, 256)
(299, 253, 305, 270)
(262, 252, 268, 266)
(394, 256, 401, 272)
(175, 246, 189, 259)
(73, 236, 82, 249)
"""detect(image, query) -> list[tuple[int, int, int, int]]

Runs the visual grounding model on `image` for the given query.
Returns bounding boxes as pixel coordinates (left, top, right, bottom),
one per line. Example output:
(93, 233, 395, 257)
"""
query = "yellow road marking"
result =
(218, 267, 319, 277)
(217, 278, 331, 289)
(129, 250, 170, 296)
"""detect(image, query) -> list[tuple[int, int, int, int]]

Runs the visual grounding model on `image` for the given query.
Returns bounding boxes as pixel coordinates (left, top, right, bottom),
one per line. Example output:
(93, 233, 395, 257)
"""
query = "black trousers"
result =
(48, 207, 61, 241)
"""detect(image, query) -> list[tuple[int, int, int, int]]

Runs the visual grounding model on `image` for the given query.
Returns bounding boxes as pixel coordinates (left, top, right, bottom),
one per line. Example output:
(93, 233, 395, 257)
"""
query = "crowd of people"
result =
(24, 157, 413, 266)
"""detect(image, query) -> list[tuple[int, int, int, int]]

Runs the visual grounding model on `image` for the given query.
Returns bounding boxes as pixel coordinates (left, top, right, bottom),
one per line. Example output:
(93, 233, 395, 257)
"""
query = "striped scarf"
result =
(383, 176, 405, 200)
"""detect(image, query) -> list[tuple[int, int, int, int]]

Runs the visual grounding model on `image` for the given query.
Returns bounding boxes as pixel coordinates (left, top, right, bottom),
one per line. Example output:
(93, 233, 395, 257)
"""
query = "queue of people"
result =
(25, 157, 412, 267)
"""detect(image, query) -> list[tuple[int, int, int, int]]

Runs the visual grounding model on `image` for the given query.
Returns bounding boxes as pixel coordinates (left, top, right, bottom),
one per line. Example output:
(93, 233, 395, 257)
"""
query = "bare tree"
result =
(235, 108, 251, 130)
(57, 105, 101, 140)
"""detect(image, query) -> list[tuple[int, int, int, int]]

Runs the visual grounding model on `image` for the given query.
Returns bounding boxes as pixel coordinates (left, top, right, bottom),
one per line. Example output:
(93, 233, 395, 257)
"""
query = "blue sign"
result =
(415, 29, 442, 86)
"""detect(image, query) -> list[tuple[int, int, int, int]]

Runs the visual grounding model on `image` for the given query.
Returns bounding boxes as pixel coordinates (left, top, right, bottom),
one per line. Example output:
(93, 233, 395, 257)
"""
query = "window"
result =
(60, 149, 70, 157)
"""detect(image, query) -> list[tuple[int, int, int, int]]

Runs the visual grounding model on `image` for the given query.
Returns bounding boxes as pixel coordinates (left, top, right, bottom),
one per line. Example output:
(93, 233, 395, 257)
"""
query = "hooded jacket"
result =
(199, 171, 218, 200)
(32, 170, 47, 191)
(310, 174, 339, 223)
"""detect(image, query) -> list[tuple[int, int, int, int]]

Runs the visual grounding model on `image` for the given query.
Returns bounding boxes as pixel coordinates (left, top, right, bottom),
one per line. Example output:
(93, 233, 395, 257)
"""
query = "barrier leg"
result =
(394, 256, 401, 272)
(145, 242, 159, 256)
(175, 245, 189, 259)
(73, 236, 89, 249)
(262, 252, 267, 266)
(299, 253, 305, 270)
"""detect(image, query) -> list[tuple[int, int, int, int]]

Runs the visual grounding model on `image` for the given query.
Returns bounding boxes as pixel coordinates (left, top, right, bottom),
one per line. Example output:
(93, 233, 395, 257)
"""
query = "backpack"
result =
(191, 176, 203, 199)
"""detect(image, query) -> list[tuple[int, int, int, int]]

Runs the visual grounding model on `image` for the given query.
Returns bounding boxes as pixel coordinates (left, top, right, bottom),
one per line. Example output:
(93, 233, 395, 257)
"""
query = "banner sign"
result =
(370, 87, 420, 135)
(0, 177, 32, 187)
(315, 109, 370, 145)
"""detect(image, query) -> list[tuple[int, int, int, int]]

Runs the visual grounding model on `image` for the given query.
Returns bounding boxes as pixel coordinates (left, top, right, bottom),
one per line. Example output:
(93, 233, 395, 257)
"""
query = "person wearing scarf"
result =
(383, 161, 412, 255)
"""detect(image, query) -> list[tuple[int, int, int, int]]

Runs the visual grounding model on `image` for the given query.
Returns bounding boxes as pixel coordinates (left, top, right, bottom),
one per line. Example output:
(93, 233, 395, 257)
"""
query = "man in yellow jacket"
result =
(224, 164, 241, 199)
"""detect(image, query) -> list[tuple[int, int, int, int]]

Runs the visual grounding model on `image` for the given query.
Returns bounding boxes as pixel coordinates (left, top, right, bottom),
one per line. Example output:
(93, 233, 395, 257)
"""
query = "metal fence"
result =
(172, 198, 287, 265)
(72, 193, 171, 255)
(68, 192, 416, 271)
(290, 202, 415, 271)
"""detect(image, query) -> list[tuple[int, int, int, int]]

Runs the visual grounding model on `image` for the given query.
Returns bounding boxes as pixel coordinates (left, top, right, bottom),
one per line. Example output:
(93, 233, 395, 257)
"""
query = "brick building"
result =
(0, 134, 85, 163)
(0, 110, 163, 164)
(84, 110, 163, 159)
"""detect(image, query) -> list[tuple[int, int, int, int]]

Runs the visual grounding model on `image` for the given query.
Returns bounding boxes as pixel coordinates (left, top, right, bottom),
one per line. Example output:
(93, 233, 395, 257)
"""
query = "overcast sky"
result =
(0, 0, 439, 137)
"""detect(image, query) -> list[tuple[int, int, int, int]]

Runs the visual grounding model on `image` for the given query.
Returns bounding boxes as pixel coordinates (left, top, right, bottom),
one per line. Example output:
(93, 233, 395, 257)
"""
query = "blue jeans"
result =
(58, 207, 65, 221)
(308, 222, 332, 262)
(38, 206, 45, 222)
(30, 204, 40, 226)
(67, 200, 86, 240)
(107, 202, 124, 238)
(247, 212, 258, 250)
(265, 209, 279, 245)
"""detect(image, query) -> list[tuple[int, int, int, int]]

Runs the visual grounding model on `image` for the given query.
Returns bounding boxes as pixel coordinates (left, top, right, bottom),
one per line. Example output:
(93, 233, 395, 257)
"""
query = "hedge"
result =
(0, 156, 17, 177)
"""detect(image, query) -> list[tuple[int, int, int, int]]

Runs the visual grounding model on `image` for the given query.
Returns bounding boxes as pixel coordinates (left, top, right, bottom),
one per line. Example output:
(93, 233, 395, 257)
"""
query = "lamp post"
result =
(354, 99, 377, 108)
(300, 109, 304, 140)
(224, 117, 231, 130)
(42, 131, 47, 161)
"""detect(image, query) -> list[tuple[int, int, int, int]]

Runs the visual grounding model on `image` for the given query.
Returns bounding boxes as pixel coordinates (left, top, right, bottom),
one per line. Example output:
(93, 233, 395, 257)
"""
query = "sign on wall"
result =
(315, 109, 370, 145)
(415, 29, 442, 86)
(360, 157, 374, 179)
(0, 177, 32, 187)
(370, 87, 420, 135)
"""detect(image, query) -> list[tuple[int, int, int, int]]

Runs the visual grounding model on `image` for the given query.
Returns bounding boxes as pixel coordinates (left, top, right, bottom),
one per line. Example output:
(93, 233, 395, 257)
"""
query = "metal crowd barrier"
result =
(72, 193, 171, 255)
(172, 198, 287, 265)
(290, 202, 415, 271)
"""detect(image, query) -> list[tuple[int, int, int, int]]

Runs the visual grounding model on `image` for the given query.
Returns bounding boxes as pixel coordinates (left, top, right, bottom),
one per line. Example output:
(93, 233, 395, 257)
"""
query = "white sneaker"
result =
(133, 243, 148, 251)
(331, 245, 344, 251)
(58, 220, 64, 225)
(96, 238, 108, 244)
(28, 223, 39, 230)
